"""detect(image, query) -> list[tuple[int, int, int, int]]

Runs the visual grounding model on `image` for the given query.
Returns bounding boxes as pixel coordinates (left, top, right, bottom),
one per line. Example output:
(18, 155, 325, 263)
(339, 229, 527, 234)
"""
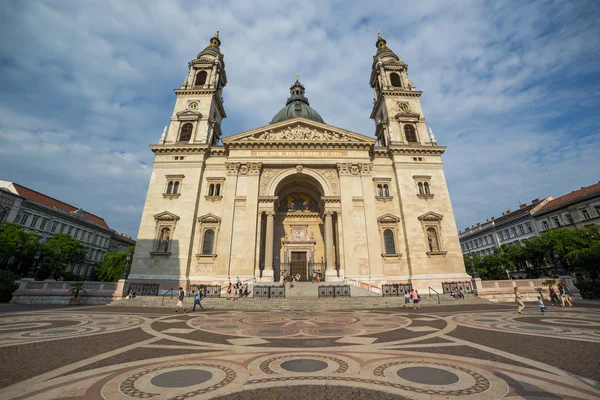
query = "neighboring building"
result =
(130, 31, 470, 292)
(0, 180, 114, 277)
(110, 231, 136, 253)
(533, 182, 600, 231)
(458, 198, 551, 258)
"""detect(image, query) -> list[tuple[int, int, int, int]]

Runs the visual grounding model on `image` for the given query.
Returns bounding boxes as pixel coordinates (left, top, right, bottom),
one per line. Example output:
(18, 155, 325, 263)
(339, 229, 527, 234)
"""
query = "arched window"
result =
(423, 182, 430, 194)
(202, 229, 215, 254)
(404, 124, 417, 143)
(215, 184, 221, 196)
(173, 181, 180, 194)
(179, 123, 193, 142)
(383, 184, 389, 196)
(377, 184, 382, 196)
(208, 184, 215, 196)
(158, 227, 171, 252)
(418, 182, 424, 194)
(167, 181, 173, 194)
(390, 72, 402, 87)
(195, 71, 207, 86)
(427, 227, 440, 252)
(383, 229, 396, 254)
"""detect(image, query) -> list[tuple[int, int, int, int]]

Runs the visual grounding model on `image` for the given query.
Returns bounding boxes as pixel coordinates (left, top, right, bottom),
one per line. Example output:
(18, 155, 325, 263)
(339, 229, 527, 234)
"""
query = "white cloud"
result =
(0, 0, 598, 237)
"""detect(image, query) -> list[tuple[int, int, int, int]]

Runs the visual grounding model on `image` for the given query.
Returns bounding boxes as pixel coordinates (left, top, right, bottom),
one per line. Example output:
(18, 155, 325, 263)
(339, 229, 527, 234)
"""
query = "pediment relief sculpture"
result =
(239, 125, 360, 142)
(417, 211, 443, 222)
(154, 211, 180, 221)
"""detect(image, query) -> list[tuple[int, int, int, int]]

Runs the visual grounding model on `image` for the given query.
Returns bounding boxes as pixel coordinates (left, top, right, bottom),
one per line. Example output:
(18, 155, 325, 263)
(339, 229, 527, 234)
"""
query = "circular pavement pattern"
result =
(211, 386, 410, 400)
(280, 359, 328, 373)
(150, 369, 213, 388)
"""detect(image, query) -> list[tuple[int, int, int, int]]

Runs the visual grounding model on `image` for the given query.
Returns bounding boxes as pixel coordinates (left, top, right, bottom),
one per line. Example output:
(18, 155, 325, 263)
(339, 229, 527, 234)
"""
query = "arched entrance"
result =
(259, 173, 337, 282)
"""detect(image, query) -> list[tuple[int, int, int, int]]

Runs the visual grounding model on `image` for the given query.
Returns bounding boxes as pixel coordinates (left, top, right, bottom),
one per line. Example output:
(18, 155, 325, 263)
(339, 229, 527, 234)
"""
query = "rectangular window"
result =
(30, 216, 39, 228)
(67, 226, 73, 235)
(542, 221, 549, 230)
(510, 227, 517, 237)
(60, 223, 67, 233)
(552, 217, 560, 228)
(51, 221, 59, 232)
(40, 219, 48, 231)
(74, 228, 80, 238)
(581, 208, 591, 220)
(20, 214, 29, 225)
(87, 232, 92, 242)
(594, 205, 600, 216)
(565, 213, 573, 224)
(517, 225, 524, 235)
(525, 222, 533, 232)
(488, 235, 493, 244)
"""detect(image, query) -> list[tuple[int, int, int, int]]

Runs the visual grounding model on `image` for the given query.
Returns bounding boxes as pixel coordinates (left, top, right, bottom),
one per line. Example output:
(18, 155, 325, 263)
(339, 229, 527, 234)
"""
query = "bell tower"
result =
(369, 31, 434, 147)
(164, 30, 227, 145)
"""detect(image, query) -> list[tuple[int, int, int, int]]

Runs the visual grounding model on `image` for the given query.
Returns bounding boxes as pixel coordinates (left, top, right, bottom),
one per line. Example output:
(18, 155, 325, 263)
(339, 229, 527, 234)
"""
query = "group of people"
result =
(450, 289, 465, 299)
(514, 282, 574, 314)
(403, 289, 421, 309)
(280, 273, 301, 288)
(226, 277, 249, 300)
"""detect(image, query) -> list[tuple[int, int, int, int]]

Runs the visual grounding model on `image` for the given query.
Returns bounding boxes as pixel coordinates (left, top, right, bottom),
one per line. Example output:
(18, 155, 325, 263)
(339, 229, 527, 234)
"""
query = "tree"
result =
(94, 246, 135, 282)
(38, 233, 85, 280)
(0, 222, 40, 274)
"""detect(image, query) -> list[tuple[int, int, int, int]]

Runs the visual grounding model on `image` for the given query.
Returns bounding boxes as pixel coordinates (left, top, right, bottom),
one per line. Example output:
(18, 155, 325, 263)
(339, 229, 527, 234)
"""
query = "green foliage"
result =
(69, 281, 86, 298)
(38, 233, 85, 280)
(466, 226, 600, 280)
(0, 270, 19, 302)
(574, 280, 600, 300)
(0, 222, 40, 275)
(542, 279, 556, 286)
(94, 246, 135, 282)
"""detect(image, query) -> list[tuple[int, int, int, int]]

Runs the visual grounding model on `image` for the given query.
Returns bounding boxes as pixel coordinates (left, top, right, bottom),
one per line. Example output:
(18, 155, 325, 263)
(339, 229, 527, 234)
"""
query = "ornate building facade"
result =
(130, 31, 469, 291)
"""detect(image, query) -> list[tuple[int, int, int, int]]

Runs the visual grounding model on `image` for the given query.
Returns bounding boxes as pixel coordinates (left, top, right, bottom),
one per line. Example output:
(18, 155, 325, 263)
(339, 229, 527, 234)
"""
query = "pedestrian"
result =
(289, 274, 294, 289)
(537, 296, 547, 314)
(549, 285, 560, 306)
(411, 289, 420, 309)
(236, 276, 241, 287)
(312, 271, 317, 283)
(232, 283, 238, 301)
(226, 282, 232, 300)
(295, 273, 300, 283)
(192, 290, 204, 311)
(557, 284, 565, 306)
(174, 287, 187, 313)
(279, 274, 285, 287)
(559, 283, 573, 308)
(514, 286, 525, 314)
(404, 291, 412, 309)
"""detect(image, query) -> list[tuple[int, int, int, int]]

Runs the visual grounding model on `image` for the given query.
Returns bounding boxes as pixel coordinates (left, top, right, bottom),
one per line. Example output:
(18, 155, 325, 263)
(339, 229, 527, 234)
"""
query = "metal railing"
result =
(318, 285, 351, 298)
(127, 283, 160, 296)
(382, 283, 413, 297)
(441, 281, 473, 294)
(189, 284, 221, 298)
(428, 287, 440, 304)
(253, 285, 286, 299)
(161, 289, 174, 306)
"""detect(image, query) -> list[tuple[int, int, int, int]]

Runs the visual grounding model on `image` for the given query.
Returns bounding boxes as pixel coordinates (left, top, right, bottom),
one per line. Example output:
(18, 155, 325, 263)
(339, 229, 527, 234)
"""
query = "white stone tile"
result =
(227, 337, 270, 346)
(336, 336, 377, 345)
(412, 318, 438, 321)
(404, 326, 439, 332)
(162, 328, 195, 334)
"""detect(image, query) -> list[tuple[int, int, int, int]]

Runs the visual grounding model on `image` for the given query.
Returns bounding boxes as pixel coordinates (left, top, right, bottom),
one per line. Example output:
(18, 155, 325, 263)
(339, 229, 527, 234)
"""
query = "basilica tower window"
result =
(178, 123, 193, 142)
(194, 71, 207, 86)
(206, 177, 225, 201)
(164, 175, 184, 199)
(383, 229, 396, 254)
(202, 229, 215, 254)
(373, 177, 393, 202)
(414, 175, 434, 199)
(404, 124, 418, 143)
(197, 214, 221, 259)
(390, 72, 402, 87)
(377, 214, 402, 259)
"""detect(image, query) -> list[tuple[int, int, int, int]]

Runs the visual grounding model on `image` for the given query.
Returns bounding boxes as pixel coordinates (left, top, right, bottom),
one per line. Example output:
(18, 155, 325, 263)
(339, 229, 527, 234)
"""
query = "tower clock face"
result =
(188, 101, 199, 111)
(399, 103, 409, 112)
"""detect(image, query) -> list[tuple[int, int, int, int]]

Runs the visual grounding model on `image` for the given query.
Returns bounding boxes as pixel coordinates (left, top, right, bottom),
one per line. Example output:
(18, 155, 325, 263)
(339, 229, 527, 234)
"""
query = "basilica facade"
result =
(129, 31, 470, 291)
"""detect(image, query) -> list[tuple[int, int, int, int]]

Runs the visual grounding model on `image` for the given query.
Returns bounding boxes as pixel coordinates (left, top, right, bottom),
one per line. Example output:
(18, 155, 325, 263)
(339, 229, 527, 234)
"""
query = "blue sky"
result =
(1, 0, 599, 238)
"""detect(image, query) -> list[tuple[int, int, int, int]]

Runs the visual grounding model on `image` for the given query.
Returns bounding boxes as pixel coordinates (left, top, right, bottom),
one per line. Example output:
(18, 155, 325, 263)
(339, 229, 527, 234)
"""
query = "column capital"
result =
(324, 210, 335, 217)
(265, 211, 276, 217)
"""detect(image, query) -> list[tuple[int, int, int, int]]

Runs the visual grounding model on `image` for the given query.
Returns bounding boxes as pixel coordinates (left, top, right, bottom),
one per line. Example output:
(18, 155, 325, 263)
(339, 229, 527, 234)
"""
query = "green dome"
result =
(270, 76, 324, 124)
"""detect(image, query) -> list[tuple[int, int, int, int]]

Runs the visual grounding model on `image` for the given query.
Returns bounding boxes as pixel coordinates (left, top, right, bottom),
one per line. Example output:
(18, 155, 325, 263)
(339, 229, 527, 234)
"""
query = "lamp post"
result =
(553, 249, 567, 276)
(122, 253, 132, 280)
(26, 252, 41, 279)
(469, 254, 478, 278)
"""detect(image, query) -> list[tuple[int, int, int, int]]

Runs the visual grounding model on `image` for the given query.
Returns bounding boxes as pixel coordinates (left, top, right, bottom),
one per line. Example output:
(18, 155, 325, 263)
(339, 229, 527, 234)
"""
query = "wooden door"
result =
(290, 252, 307, 281)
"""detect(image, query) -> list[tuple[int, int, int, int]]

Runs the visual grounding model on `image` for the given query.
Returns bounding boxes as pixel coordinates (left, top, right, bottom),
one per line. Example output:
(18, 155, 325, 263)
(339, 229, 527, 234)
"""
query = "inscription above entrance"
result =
(251, 150, 348, 157)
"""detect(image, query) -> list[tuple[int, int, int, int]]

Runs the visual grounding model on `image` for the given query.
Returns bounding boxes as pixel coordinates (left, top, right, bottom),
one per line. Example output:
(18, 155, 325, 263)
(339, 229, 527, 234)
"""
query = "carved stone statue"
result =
(158, 228, 171, 252)
(427, 228, 439, 252)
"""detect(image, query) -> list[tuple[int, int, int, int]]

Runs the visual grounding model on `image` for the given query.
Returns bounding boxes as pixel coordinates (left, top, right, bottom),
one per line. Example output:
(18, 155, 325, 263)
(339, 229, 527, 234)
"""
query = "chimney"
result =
(486, 218, 489, 222)
(506, 209, 511, 214)
(520, 204, 527, 209)
(491, 216, 495, 221)
(477, 222, 481, 227)
(471, 224, 475, 228)
(531, 198, 539, 204)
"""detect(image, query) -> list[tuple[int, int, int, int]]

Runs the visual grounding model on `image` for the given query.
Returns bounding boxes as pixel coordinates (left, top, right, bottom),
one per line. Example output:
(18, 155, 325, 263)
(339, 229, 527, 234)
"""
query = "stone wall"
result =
(10, 279, 127, 305)
(471, 276, 582, 302)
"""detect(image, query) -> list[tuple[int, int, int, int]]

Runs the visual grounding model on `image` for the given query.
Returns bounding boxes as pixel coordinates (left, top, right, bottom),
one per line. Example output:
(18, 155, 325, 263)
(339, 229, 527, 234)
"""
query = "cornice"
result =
(225, 142, 372, 150)
(150, 144, 210, 154)
(389, 145, 446, 155)
(370, 91, 423, 119)
(173, 89, 227, 118)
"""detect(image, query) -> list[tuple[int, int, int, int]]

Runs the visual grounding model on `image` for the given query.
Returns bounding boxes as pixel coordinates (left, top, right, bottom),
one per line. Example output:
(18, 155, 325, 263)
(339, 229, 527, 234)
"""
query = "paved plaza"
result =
(0, 302, 598, 399)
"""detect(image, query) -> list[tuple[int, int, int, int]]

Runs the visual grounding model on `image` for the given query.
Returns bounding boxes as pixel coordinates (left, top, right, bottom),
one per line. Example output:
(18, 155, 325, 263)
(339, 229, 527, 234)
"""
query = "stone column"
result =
(261, 211, 275, 281)
(324, 211, 337, 281)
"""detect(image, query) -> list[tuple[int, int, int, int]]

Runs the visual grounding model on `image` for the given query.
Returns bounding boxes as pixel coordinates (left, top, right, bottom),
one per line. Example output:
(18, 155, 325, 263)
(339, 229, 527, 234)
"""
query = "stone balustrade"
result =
(10, 279, 127, 305)
(472, 276, 581, 302)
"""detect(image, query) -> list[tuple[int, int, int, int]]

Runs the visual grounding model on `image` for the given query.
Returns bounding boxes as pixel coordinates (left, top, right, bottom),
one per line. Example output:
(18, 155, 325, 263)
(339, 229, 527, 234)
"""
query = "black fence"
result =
(253, 285, 286, 299)
(127, 283, 160, 296)
(441, 281, 473, 294)
(279, 262, 327, 281)
(190, 284, 221, 298)
(382, 283, 413, 297)
(318, 285, 351, 298)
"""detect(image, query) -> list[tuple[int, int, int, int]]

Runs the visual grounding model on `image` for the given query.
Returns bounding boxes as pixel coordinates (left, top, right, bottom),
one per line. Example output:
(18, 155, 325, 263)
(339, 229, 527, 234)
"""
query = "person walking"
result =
(226, 282, 232, 300)
(411, 289, 421, 310)
(192, 290, 204, 311)
(312, 271, 317, 283)
(537, 296, 548, 314)
(404, 291, 412, 309)
(557, 284, 565, 306)
(549, 285, 560, 306)
(174, 287, 187, 313)
(514, 286, 525, 314)
(559, 283, 573, 307)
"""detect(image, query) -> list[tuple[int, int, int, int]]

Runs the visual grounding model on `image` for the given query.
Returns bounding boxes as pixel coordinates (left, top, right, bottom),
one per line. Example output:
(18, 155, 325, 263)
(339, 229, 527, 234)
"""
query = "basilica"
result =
(129, 31, 470, 291)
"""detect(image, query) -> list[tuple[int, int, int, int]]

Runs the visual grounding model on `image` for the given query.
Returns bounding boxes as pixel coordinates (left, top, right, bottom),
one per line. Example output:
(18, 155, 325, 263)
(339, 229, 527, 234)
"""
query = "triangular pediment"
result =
(176, 109, 202, 119)
(154, 211, 180, 221)
(223, 117, 376, 145)
(378, 213, 401, 223)
(417, 211, 443, 221)
(394, 110, 420, 119)
(198, 213, 221, 223)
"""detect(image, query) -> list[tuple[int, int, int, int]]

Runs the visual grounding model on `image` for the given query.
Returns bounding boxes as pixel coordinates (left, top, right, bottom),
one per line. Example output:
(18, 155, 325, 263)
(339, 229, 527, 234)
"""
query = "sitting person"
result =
(450, 289, 461, 299)
(127, 289, 136, 300)
(242, 283, 249, 297)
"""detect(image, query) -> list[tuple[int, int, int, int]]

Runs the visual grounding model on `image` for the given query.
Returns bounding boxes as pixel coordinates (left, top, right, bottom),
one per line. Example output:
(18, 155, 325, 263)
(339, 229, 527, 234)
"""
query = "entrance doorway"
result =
(290, 251, 307, 281)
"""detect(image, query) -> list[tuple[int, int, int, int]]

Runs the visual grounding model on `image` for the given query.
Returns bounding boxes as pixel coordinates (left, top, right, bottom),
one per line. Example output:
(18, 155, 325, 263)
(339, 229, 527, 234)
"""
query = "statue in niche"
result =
(278, 193, 319, 212)
(158, 227, 171, 252)
(427, 227, 440, 252)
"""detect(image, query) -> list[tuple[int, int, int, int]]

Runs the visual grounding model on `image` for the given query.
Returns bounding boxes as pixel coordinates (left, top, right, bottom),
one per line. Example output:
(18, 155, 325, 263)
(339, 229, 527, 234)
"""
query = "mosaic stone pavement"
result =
(0, 303, 598, 399)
